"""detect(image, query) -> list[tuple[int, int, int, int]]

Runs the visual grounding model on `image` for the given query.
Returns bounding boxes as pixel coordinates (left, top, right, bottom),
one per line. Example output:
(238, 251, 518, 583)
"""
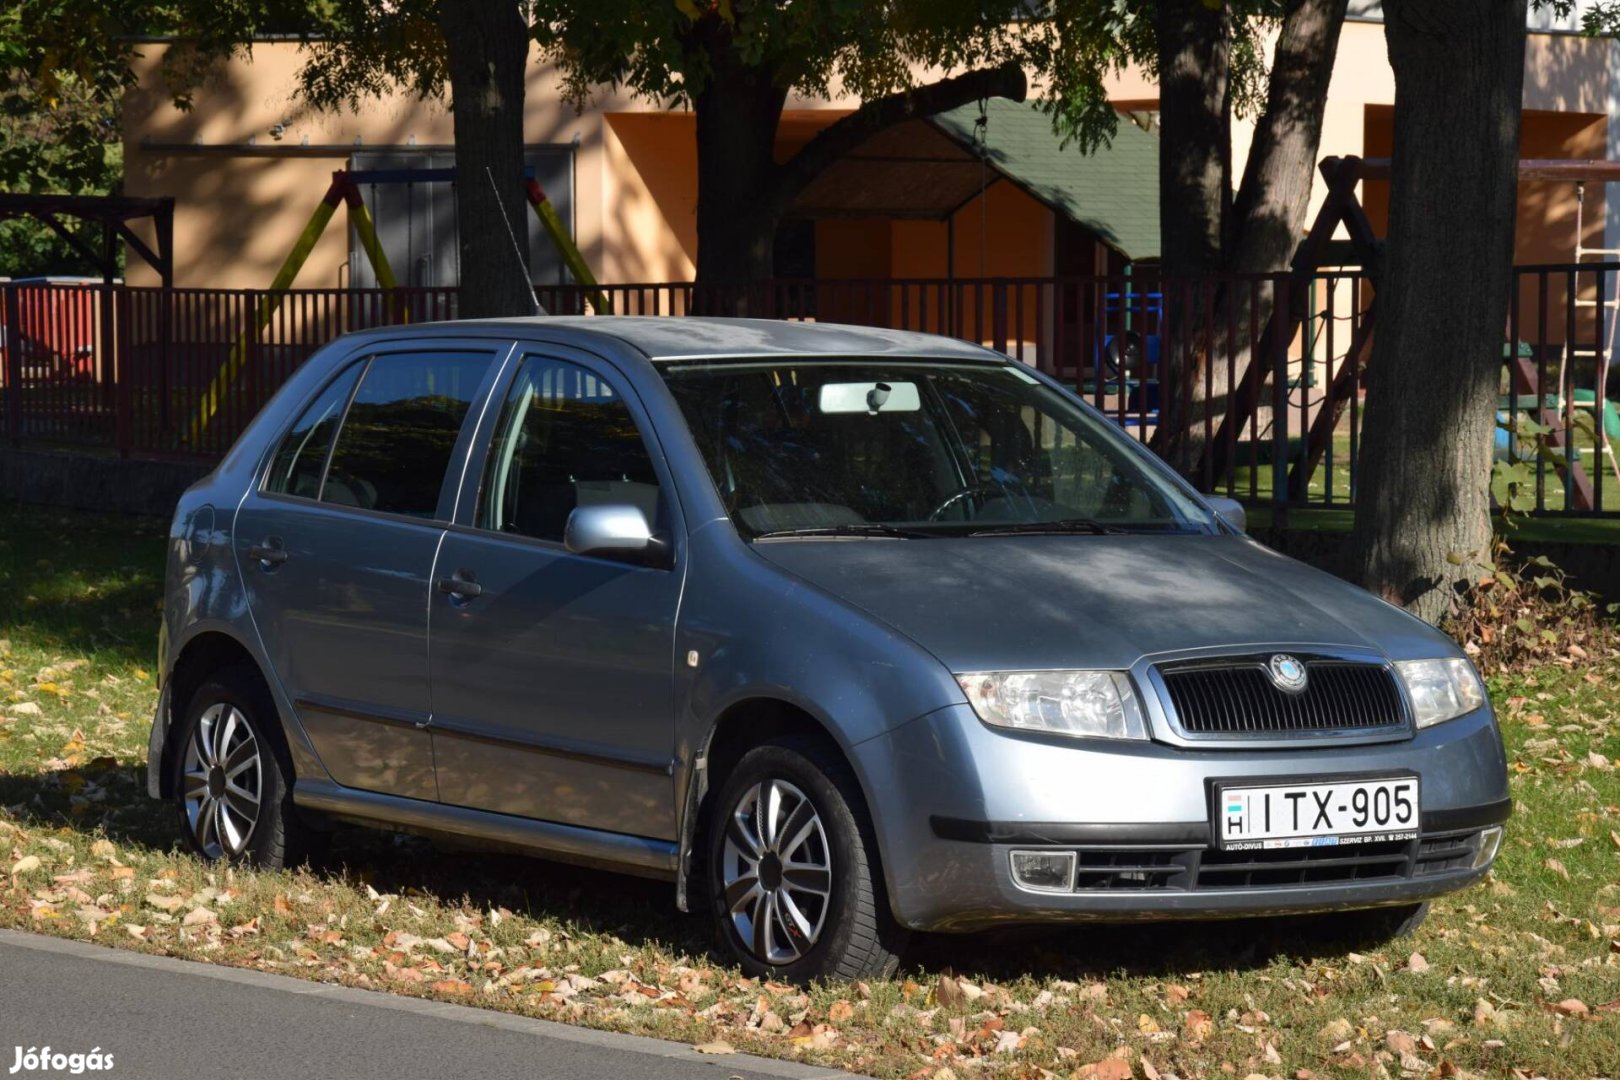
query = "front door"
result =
(428, 350, 684, 839)
(236, 345, 502, 800)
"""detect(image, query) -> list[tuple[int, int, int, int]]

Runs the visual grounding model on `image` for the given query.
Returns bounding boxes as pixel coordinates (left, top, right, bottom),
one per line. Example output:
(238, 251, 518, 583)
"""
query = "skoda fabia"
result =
(149, 317, 1510, 982)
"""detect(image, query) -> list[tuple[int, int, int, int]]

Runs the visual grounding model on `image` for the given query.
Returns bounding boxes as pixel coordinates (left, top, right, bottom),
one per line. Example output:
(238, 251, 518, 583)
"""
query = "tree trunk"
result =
(1228, 0, 1349, 274)
(439, 0, 536, 319)
(1152, 0, 1231, 473)
(691, 61, 789, 307)
(1154, 0, 1349, 474)
(1344, 0, 1527, 624)
(1194, 0, 1350, 477)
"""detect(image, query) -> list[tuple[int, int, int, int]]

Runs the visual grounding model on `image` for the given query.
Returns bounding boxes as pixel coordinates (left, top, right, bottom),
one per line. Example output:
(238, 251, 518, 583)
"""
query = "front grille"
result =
(1036, 831, 1481, 894)
(1072, 849, 1189, 891)
(1160, 658, 1406, 735)
(1196, 839, 1410, 887)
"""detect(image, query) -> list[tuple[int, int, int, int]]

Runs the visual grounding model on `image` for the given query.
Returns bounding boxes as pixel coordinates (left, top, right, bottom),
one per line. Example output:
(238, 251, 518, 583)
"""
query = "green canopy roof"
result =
(788, 99, 1160, 261)
(930, 100, 1160, 261)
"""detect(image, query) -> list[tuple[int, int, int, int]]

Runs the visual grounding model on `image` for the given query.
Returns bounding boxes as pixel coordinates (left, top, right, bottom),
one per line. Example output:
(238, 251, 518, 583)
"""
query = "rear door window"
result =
(322, 352, 494, 518)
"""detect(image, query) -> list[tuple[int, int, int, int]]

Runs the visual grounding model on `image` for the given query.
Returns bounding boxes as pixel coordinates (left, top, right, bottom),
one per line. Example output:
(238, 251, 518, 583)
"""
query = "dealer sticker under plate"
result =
(1215, 776, 1420, 851)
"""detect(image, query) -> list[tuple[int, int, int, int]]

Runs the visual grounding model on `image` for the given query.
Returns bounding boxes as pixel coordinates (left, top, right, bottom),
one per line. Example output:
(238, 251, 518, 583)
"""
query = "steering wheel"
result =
(926, 483, 1009, 522)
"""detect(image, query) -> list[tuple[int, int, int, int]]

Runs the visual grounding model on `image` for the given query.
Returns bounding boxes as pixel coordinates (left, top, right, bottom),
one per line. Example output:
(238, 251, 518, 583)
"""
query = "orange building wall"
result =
(1362, 104, 1608, 347)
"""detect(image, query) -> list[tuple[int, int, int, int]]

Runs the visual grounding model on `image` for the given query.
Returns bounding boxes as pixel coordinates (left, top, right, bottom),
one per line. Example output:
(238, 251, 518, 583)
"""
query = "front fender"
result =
(668, 521, 964, 908)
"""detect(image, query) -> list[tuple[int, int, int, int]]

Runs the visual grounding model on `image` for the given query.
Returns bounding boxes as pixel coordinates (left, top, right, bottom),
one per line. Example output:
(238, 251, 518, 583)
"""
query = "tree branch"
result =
(769, 62, 1028, 214)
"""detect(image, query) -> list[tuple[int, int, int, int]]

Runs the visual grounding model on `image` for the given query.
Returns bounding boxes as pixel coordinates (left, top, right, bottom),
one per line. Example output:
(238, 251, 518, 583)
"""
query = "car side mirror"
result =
(563, 504, 666, 563)
(1205, 496, 1246, 534)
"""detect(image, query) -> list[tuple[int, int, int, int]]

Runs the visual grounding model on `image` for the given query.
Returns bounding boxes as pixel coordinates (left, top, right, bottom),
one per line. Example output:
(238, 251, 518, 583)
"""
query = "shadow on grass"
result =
(0, 500, 169, 668)
(2, 759, 1387, 983)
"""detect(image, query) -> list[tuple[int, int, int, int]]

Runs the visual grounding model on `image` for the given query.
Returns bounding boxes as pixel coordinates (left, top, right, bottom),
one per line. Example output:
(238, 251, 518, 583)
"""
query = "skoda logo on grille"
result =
(1267, 654, 1309, 694)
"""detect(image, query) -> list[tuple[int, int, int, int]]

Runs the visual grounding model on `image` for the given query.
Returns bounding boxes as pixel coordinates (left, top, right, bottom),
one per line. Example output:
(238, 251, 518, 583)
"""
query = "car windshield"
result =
(660, 359, 1217, 539)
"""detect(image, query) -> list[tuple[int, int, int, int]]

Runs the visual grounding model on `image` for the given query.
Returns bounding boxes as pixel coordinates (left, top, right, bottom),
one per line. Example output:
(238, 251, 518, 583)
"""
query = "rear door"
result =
(427, 348, 685, 838)
(235, 341, 507, 800)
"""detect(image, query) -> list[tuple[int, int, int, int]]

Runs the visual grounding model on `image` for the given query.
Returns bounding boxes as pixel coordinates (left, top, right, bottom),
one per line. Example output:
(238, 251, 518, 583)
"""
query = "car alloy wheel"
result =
(180, 702, 263, 859)
(720, 778, 833, 965)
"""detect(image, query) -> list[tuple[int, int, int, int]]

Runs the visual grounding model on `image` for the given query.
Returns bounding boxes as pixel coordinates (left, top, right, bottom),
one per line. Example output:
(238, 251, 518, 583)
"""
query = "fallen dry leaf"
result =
(429, 978, 471, 995)
(1080, 1058, 1132, 1080)
(1408, 951, 1430, 973)
(692, 1040, 735, 1055)
(1318, 1017, 1354, 1045)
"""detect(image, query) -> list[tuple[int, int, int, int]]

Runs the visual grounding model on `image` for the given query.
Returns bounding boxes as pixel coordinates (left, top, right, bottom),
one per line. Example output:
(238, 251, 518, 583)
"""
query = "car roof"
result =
(449, 315, 1009, 363)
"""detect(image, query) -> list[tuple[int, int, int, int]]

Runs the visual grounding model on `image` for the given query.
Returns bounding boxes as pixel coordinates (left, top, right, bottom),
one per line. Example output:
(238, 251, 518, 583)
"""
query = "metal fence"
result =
(2, 269, 1616, 516)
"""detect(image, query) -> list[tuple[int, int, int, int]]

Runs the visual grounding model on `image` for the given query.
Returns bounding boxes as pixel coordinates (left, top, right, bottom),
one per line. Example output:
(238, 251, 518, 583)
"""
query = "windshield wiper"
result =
(752, 523, 933, 541)
(968, 518, 1129, 537)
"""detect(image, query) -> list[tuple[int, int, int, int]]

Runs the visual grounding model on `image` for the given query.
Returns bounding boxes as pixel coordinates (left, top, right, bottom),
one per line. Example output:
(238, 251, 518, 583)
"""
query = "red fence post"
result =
(115, 287, 133, 457)
(3, 284, 20, 446)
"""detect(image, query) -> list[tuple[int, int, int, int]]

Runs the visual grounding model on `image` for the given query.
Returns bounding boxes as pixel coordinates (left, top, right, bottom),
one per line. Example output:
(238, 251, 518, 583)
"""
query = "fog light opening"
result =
(1473, 826, 1504, 870)
(1009, 850, 1076, 893)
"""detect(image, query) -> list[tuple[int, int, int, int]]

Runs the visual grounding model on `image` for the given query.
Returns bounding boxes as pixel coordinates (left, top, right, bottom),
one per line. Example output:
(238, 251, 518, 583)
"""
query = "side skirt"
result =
(294, 779, 680, 881)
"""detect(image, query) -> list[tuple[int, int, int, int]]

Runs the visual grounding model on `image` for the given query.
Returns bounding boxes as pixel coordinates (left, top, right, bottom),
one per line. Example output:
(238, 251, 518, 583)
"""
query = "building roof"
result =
(459, 316, 1007, 362)
(933, 101, 1160, 261)
(788, 100, 1160, 260)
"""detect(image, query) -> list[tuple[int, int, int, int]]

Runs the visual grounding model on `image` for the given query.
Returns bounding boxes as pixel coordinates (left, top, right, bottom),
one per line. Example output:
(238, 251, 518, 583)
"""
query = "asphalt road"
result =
(0, 930, 861, 1080)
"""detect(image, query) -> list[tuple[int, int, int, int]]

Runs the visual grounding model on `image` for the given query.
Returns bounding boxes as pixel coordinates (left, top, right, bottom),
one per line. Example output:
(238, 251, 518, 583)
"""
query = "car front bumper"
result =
(850, 703, 1511, 932)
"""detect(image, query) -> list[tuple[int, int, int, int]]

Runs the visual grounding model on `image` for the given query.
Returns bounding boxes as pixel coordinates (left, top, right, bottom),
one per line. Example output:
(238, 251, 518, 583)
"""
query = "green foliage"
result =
(0, 71, 123, 276)
(1032, 1, 1281, 152)
(529, 1, 1287, 156)
(533, 2, 1030, 107)
(1445, 538, 1620, 678)
(0, 0, 325, 274)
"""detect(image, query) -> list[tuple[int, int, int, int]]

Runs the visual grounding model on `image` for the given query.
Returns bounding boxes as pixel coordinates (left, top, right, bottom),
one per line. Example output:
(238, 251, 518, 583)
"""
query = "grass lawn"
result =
(2, 501, 1618, 1079)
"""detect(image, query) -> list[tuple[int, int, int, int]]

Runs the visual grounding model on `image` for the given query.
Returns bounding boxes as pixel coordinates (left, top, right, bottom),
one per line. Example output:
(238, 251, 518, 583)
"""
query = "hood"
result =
(751, 533, 1453, 673)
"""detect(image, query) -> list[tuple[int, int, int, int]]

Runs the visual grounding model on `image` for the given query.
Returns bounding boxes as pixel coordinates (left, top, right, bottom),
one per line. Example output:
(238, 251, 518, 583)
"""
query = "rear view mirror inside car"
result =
(819, 380, 921, 414)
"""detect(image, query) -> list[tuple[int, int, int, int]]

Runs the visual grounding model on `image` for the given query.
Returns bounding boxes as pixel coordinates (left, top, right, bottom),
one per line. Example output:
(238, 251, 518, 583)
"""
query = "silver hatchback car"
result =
(150, 318, 1510, 982)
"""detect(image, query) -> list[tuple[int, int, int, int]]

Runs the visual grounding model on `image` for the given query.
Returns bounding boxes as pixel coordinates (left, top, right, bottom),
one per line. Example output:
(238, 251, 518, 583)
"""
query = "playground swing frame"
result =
(191, 166, 608, 443)
(1208, 154, 1620, 514)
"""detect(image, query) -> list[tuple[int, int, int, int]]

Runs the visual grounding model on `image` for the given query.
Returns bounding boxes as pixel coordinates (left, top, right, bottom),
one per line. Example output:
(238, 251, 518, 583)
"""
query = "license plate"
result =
(1214, 776, 1420, 850)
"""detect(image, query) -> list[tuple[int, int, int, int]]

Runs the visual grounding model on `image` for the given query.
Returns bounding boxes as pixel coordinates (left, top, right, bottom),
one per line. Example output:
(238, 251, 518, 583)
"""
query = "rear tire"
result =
(169, 664, 319, 868)
(706, 736, 907, 983)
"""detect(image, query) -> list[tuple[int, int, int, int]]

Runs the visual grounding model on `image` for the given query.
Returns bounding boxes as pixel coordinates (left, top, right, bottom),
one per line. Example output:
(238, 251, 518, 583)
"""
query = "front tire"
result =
(707, 737, 907, 983)
(169, 665, 314, 868)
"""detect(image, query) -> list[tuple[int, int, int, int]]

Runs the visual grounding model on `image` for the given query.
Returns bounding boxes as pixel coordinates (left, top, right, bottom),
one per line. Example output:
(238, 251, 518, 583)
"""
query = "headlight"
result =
(956, 670, 1147, 740)
(1395, 658, 1487, 729)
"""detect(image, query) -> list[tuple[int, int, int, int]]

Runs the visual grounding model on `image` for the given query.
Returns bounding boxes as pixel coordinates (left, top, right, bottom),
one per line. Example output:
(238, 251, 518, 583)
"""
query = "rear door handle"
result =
(247, 540, 288, 568)
(437, 572, 482, 600)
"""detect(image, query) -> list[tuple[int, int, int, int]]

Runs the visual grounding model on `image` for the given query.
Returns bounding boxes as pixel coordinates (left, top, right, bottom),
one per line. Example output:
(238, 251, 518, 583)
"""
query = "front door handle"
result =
(247, 539, 288, 568)
(437, 572, 483, 600)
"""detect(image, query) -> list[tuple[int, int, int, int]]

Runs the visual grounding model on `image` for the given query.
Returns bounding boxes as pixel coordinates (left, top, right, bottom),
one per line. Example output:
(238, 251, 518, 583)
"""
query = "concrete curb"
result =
(0, 929, 864, 1080)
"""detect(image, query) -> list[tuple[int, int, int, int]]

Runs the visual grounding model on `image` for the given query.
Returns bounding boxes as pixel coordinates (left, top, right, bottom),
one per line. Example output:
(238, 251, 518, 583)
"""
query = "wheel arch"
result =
(678, 696, 890, 915)
(154, 630, 271, 799)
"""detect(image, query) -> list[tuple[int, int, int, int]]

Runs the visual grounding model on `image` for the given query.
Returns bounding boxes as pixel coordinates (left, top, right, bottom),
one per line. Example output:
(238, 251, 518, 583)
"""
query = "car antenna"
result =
(485, 166, 543, 317)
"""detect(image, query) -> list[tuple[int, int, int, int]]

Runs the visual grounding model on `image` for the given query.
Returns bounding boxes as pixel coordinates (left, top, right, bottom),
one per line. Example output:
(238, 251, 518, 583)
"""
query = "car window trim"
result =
(313, 355, 374, 505)
(451, 343, 686, 559)
(256, 356, 369, 501)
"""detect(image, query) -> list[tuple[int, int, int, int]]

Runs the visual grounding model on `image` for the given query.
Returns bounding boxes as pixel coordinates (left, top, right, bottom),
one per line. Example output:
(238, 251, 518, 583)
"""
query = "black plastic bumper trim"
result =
(931, 797, 1514, 847)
